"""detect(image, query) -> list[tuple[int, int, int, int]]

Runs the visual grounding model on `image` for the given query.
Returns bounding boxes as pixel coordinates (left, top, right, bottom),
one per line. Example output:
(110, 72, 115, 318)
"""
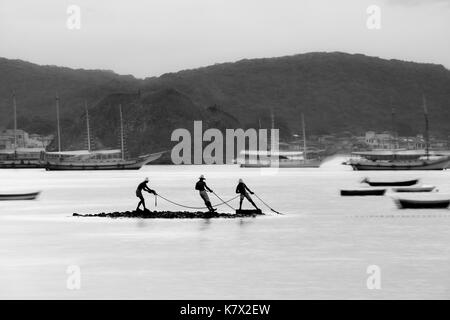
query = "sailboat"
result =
(240, 111, 323, 168)
(0, 92, 46, 169)
(348, 95, 450, 170)
(45, 101, 164, 170)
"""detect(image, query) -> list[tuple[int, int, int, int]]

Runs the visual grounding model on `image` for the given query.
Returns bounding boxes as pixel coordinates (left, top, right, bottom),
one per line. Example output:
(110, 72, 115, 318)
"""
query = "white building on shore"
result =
(0, 129, 53, 150)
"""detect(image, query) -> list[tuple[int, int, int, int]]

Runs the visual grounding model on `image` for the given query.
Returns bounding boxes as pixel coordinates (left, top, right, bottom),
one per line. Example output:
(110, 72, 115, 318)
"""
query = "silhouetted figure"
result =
(195, 175, 216, 212)
(136, 177, 156, 211)
(235, 178, 259, 210)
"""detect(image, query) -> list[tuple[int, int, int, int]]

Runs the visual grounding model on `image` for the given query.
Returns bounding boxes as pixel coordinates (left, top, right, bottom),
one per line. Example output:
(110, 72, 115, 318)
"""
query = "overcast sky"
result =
(0, 0, 449, 78)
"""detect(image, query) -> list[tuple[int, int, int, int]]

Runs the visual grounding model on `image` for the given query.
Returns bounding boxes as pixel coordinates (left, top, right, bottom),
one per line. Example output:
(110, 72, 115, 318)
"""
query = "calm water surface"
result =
(1, 157, 449, 299)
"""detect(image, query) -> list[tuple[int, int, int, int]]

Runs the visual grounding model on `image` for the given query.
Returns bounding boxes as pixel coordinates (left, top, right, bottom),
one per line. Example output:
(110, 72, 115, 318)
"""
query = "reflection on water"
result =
(1, 160, 450, 299)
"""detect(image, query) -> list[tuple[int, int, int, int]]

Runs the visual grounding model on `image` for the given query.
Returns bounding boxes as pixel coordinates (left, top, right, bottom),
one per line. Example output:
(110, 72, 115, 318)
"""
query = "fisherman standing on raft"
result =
(195, 175, 217, 212)
(136, 177, 156, 211)
(235, 178, 260, 211)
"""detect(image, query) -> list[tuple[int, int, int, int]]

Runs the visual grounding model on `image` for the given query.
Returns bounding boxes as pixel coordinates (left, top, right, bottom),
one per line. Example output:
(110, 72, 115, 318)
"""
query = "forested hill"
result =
(1, 52, 449, 154)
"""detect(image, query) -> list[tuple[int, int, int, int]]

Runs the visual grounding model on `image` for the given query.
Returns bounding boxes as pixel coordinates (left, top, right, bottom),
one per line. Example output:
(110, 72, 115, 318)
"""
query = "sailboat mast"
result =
(301, 113, 307, 162)
(12, 91, 17, 153)
(269, 110, 275, 153)
(423, 94, 430, 160)
(390, 97, 397, 149)
(85, 101, 91, 152)
(271, 110, 275, 130)
(119, 104, 125, 161)
(55, 94, 61, 153)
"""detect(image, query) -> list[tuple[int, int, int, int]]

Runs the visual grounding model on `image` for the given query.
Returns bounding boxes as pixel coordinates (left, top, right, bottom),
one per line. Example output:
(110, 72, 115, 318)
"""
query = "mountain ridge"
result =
(1, 52, 449, 155)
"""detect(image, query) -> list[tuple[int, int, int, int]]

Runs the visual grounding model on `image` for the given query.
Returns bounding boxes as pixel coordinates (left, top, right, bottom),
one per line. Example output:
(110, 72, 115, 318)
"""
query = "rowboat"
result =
(341, 189, 386, 196)
(392, 186, 435, 193)
(362, 178, 418, 187)
(0, 191, 40, 201)
(395, 198, 450, 209)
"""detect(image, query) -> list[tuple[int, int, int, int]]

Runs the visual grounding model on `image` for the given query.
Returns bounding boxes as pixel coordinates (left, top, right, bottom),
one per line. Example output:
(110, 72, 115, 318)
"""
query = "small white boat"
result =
(0, 191, 40, 201)
(392, 185, 436, 193)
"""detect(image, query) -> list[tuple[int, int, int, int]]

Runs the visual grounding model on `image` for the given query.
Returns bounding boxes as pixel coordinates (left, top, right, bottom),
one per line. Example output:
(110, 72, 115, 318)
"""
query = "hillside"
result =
(0, 57, 139, 132)
(52, 89, 241, 156)
(143, 52, 450, 137)
(1, 52, 450, 155)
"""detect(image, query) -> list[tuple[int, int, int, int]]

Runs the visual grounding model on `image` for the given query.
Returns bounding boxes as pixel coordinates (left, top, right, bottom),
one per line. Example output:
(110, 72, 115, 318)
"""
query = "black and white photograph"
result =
(1, 0, 450, 307)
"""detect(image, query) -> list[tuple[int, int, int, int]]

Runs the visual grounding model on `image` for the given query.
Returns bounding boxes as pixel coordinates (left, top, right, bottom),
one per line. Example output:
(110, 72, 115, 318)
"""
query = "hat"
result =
(239, 178, 243, 183)
(144, 177, 149, 182)
(199, 175, 205, 180)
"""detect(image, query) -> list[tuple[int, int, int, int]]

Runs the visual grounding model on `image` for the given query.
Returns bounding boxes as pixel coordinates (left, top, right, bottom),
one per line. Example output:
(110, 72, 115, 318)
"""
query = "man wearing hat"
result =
(136, 177, 156, 211)
(235, 178, 259, 211)
(195, 175, 216, 212)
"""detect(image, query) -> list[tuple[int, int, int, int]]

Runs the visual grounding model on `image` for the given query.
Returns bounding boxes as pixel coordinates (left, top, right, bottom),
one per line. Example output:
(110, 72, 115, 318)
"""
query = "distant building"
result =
(0, 129, 53, 150)
(365, 131, 397, 149)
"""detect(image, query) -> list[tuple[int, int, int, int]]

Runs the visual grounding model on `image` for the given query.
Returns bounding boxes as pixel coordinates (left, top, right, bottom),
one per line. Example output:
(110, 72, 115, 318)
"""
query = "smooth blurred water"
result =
(1, 157, 450, 299)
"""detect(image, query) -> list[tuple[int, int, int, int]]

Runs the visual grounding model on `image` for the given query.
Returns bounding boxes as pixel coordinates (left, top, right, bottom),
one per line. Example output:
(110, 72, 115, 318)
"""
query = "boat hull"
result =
(45, 152, 163, 171)
(0, 191, 40, 201)
(0, 160, 44, 169)
(364, 179, 419, 187)
(350, 157, 450, 171)
(341, 189, 386, 196)
(241, 160, 321, 168)
(396, 199, 450, 209)
(392, 186, 435, 193)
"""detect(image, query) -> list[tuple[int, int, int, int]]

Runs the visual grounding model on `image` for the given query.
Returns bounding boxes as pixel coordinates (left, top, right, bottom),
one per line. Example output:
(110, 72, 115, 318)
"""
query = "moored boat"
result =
(0, 191, 40, 201)
(45, 151, 164, 171)
(340, 188, 386, 196)
(239, 112, 323, 168)
(45, 102, 164, 170)
(392, 185, 436, 193)
(395, 198, 450, 209)
(347, 95, 450, 171)
(362, 178, 419, 187)
(349, 154, 450, 171)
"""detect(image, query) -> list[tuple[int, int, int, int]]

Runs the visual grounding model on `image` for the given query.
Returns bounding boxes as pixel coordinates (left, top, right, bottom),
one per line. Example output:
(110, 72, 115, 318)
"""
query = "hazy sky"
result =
(0, 0, 449, 78)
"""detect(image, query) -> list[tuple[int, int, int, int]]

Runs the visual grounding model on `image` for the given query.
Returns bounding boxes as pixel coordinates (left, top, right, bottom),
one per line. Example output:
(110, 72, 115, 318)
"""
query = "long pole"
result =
(12, 91, 17, 154)
(56, 93, 61, 153)
(423, 94, 429, 160)
(119, 104, 125, 160)
(390, 97, 397, 149)
(85, 100, 91, 152)
(270, 109, 274, 152)
(301, 113, 307, 162)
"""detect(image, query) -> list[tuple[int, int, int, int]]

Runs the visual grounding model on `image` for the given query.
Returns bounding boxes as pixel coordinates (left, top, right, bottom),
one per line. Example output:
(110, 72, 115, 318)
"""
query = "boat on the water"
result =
(348, 151, 450, 171)
(239, 112, 323, 168)
(347, 95, 450, 171)
(239, 151, 322, 168)
(45, 102, 164, 171)
(362, 177, 418, 187)
(340, 188, 386, 196)
(395, 198, 450, 209)
(0, 191, 40, 201)
(392, 185, 436, 193)
(45, 151, 164, 170)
